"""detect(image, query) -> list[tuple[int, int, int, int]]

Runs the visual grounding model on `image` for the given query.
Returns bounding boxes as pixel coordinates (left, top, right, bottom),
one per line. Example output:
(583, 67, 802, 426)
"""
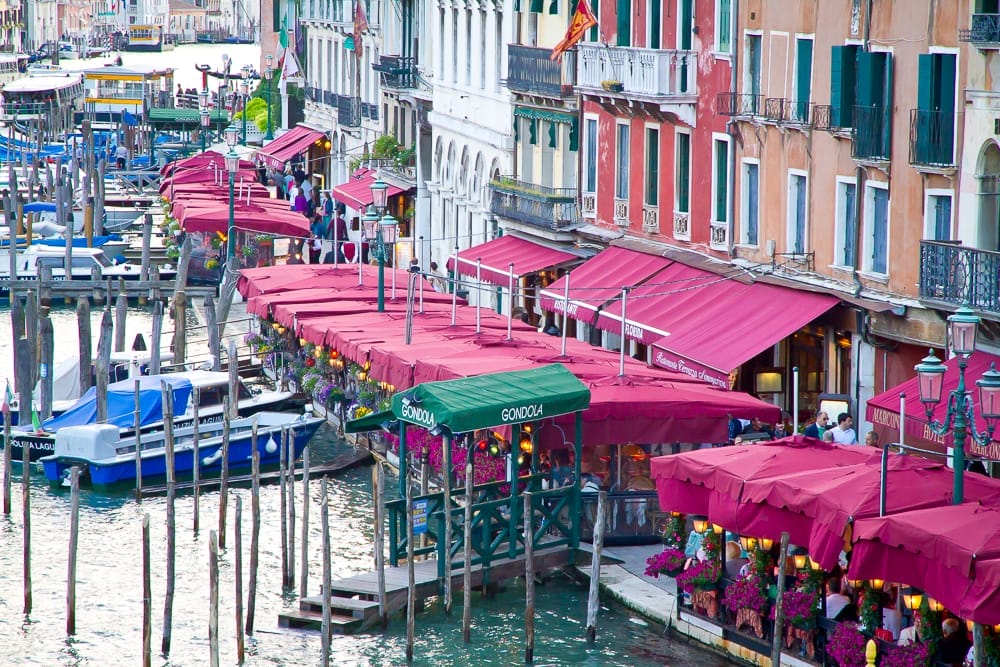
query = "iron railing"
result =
(716, 92, 763, 117)
(852, 104, 891, 161)
(506, 44, 575, 96)
(909, 109, 955, 167)
(960, 13, 1000, 43)
(337, 94, 361, 127)
(920, 240, 1000, 313)
(489, 177, 579, 230)
(373, 55, 417, 89)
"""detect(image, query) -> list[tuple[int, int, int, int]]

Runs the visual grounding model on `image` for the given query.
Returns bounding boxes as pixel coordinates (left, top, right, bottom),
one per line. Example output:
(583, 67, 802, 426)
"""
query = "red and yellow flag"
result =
(354, 0, 370, 59)
(551, 0, 598, 62)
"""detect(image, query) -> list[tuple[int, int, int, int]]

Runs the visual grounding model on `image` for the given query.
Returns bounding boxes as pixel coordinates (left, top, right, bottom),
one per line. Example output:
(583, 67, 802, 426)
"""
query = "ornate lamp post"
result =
(239, 64, 251, 145)
(264, 54, 274, 140)
(224, 126, 239, 261)
(362, 178, 398, 312)
(914, 305, 1000, 504)
(198, 89, 210, 154)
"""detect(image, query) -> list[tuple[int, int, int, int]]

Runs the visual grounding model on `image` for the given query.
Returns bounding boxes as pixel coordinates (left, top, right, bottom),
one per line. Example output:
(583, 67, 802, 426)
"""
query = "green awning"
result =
(148, 108, 230, 125)
(345, 364, 590, 435)
(344, 409, 396, 434)
(513, 106, 577, 125)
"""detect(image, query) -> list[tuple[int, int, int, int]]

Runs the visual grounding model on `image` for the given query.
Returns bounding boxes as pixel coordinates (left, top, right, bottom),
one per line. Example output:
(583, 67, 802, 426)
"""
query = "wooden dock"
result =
(0, 279, 216, 301)
(278, 539, 574, 635)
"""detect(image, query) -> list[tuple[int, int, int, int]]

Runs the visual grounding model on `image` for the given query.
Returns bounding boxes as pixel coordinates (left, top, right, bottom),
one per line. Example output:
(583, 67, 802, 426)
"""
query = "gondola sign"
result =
(411, 499, 428, 535)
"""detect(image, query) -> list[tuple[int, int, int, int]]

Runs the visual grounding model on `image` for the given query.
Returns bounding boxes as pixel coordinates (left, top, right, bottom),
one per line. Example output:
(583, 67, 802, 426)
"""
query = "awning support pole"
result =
(358, 237, 363, 286)
(571, 411, 583, 550)
(509, 423, 520, 559)
(450, 246, 458, 326)
(879, 440, 888, 517)
(792, 366, 799, 433)
(618, 287, 629, 377)
(398, 422, 408, 505)
(506, 263, 514, 341)
(560, 272, 570, 357)
(475, 258, 482, 334)
(899, 392, 906, 454)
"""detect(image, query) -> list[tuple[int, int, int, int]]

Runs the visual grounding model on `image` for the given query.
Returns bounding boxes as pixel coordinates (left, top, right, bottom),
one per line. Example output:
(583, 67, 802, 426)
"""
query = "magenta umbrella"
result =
(737, 455, 1000, 569)
(651, 436, 874, 530)
(850, 503, 1000, 623)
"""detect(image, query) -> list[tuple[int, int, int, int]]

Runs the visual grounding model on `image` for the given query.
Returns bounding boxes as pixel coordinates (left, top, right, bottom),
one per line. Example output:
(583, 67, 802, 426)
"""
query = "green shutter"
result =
(529, 119, 537, 145)
(589, 0, 599, 41)
(715, 140, 728, 223)
(881, 52, 893, 159)
(676, 133, 690, 213)
(513, 116, 519, 141)
(549, 0, 559, 14)
(530, 0, 544, 12)
(569, 118, 579, 152)
(649, 0, 660, 49)
(645, 129, 658, 206)
(856, 51, 876, 109)
(936, 54, 956, 113)
(829, 45, 857, 127)
(718, 0, 731, 52)
(679, 0, 692, 49)
(917, 53, 933, 111)
(616, 0, 630, 46)
(548, 121, 557, 148)
(795, 38, 813, 107)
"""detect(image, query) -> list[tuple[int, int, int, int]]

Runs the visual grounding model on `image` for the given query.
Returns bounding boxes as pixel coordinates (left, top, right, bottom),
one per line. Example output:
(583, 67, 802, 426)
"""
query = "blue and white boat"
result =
(40, 411, 323, 488)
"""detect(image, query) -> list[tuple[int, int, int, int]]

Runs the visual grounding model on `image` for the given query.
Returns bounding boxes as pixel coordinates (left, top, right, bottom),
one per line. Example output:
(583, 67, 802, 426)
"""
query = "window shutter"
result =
(530, 0, 544, 13)
(529, 118, 537, 144)
(917, 53, 933, 111)
(715, 140, 728, 223)
(747, 164, 759, 245)
(795, 38, 813, 120)
(549, 0, 559, 15)
(569, 118, 579, 152)
(677, 134, 690, 213)
(880, 53, 893, 159)
(649, 0, 660, 49)
(548, 121, 557, 148)
(616, 0, 630, 46)
(589, 0, 599, 41)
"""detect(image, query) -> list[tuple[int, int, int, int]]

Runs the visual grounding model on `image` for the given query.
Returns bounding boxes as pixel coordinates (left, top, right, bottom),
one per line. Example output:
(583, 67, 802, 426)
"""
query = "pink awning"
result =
(866, 350, 1000, 458)
(537, 247, 672, 322)
(238, 264, 378, 297)
(648, 281, 838, 388)
(445, 235, 580, 286)
(257, 125, 327, 170)
(332, 173, 405, 212)
(177, 200, 311, 237)
(850, 504, 1000, 623)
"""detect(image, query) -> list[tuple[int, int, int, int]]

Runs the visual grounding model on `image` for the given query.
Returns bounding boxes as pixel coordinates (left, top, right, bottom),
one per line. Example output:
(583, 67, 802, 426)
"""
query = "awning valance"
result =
(257, 125, 327, 170)
(332, 173, 406, 212)
(445, 235, 580, 286)
(513, 106, 576, 124)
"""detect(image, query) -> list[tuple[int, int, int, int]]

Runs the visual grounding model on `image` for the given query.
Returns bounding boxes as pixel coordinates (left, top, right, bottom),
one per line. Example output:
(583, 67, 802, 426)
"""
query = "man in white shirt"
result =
(825, 578, 851, 619)
(829, 413, 858, 445)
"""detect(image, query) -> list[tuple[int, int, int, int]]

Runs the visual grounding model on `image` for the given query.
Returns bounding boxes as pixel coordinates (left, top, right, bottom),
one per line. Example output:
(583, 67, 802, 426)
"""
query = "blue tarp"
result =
(34, 234, 123, 248)
(22, 202, 57, 213)
(43, 375, 193, 432)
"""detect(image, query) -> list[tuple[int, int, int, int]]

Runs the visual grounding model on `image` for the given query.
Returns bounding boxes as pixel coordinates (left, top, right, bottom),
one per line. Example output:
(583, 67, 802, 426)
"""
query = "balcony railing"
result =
(716, 92, 763, 117)
(373, 55, 417, 90)
(909, 109, 955, 168)
(920, 240, 1000, 313)
(576, 45, 696, 101)
(960, 13, 1000, 44)
(852, 104, 891, 162)
(488, 177, 579, 230)
(337, 95, 361, 127)
(506, 45, 575, 97)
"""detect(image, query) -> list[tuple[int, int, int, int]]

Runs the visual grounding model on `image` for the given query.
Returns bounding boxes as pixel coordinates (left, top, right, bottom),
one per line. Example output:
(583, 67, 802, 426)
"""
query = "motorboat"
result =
(40, 411, 324, 488)
(6, 370, 295, 461)
(0, 245, 175, 294)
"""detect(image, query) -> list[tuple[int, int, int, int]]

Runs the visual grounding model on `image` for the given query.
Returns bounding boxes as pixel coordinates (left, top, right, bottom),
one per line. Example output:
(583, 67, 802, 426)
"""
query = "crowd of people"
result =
(725, 410, 872, 447)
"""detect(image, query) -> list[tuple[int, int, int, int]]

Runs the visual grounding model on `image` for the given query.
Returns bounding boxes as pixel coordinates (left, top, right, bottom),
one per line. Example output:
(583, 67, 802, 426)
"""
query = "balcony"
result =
(506, 45, 575, 97)
(642, 205, 659, 234)
(576, 45, 697, 121)
(851, 105, 891, 162)
(716, 92, 763, 117)
(373, 55, 416, 90)
(337, 95, 361, 127)
(960, 14, 1000, 45)
(613, 198, 629, 226)
(909, 109, 955, 168)
(920, 240, 1000, 313)
(361, 102, 380, 121)
(488, 177, 579, 230)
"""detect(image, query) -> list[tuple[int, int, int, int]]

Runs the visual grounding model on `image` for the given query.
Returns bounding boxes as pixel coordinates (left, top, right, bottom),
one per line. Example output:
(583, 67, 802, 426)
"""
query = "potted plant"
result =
(644, 547, 687, 579)
(723, 572, 770, 637)
(879, 641, 930, 667)
(675, 559, 721, 593)
(601, 79, 624, 93)
(827, 622, 868, 667)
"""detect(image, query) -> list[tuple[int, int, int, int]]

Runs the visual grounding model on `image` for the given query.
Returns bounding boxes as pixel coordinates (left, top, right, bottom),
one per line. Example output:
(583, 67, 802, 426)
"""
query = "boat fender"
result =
(202, 449, 223, 467)
(264, 436, 277, 454)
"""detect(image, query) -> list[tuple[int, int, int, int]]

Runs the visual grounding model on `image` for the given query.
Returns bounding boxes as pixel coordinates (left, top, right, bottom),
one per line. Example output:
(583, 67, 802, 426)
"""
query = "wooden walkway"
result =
(279, 539, 574, 634)
(0, 279, 216, 301)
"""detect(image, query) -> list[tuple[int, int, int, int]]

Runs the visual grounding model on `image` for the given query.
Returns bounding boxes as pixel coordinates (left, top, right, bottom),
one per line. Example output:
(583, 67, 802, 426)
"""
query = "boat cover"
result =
(42, 375, 193, 432)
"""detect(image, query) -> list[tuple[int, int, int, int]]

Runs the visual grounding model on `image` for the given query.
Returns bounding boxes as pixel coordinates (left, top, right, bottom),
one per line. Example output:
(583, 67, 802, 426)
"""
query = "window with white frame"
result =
(712, 135, 730, 224)
(644, 127, 659, 206)
(675, 130, 691, 214)
(925, 191, 952, 241)
(834, 178, 857, 268)
(864, 182, 890, 275)
(787, 171, 808, 253)
(583, 117, 598, 194)
(741, 160, 759, 245)
(615, 122, 630, 200)
(716, 0, 732, 54)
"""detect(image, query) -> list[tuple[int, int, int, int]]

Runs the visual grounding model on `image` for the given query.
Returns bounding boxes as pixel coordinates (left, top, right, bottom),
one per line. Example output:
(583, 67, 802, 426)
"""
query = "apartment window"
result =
(745, 33, 762, 99)
(712, 137, 729, 223)
(465, 10, 472, 85)
(644, 127, 659, 205)
(675, 131, 690, 213)
(715, 0, 731, 53)
(479, 10, 487, 87)
(926, 192, 952, 241)
(438, 10, 445, 78)
(646, 0, 661, 49)
(854, 51, 894, 160)
(788, 172, 807, 253)
(834, 179, 857, 267)
(829, 44, 860, 127)
(793, 37, 813, 122)
(584, 118, 598, 193)
(452, 12, 459, 82)
(615, 123, 630, 199)
(741, 160, 759, 245)
(913, 53, 957, 166)
(616, 0, 631, 46)
(865, 183, 889, 274)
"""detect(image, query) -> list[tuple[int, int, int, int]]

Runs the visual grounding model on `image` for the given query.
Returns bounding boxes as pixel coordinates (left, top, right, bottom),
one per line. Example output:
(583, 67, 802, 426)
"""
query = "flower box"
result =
(601, 80, 624, 93)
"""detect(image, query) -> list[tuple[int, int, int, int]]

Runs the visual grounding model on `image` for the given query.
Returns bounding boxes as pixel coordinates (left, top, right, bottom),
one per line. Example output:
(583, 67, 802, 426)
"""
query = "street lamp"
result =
(224, 126, 239, 262)
(239, 64, 251, 145)
(199, 109, 210, 154)
(361, 208, 399, 312)
(914, 305, 1000, 504)
(264, 54, 273, 140)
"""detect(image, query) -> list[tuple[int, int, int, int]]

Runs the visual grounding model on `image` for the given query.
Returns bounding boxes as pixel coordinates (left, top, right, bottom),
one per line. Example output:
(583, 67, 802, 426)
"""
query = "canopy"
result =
(178, 201, 311, 238)
(238, 264, 381, 297)
(445, 235, 580, 286)
(537, 247, 671, 322)
(865, 350, 1000, 458)
(257, 125, 327, 170)
(650, 436, 874, 529)
(41, 375, 193, 432)
(850, 503, 1000, 623)
(332, 172, 405, 212)
(737, 455, 1000, 568)
(23, 201, 56, 213)
(348, 364, 591, 435)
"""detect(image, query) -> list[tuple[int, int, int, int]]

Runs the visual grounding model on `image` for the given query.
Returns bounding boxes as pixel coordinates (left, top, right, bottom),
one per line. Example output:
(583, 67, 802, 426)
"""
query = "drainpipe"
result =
(727, 0, 740, 256)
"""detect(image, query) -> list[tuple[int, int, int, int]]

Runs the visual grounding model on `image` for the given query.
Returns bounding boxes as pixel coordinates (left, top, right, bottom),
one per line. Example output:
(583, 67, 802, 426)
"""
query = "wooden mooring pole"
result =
(150, 300, 163, 374)
(441, 436, 452, 616)
(462, 452, 473, 643)
(374, 462, 387, 628)
(524, 491, 535, 663)
(77, 296, 92, 397)
(2, 401, 11, 515)
(770, 532, 791, 667)
(67, 466, 80, 635)
(18, 337, 31, 615)
(585, 490, 607, 643)
(299, 447, 310, 599)
(134, 379, 142, 501)
(114, 289, 128, 353)
(192, 388, 201, 532)
(218, 400, 230, 549)
(235, 495, 245, 664)
(286, 429, 295, 590)
(320, 476, 331, 667)
(142, 513, 151, 667)
(95, 307, 112, 424)
(245, 421, 260, 635)
(279, 427, 288, 589)
(406, 458, 416, 663)
(161, 385, 176, 655)
(209, 529, 219, 667)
